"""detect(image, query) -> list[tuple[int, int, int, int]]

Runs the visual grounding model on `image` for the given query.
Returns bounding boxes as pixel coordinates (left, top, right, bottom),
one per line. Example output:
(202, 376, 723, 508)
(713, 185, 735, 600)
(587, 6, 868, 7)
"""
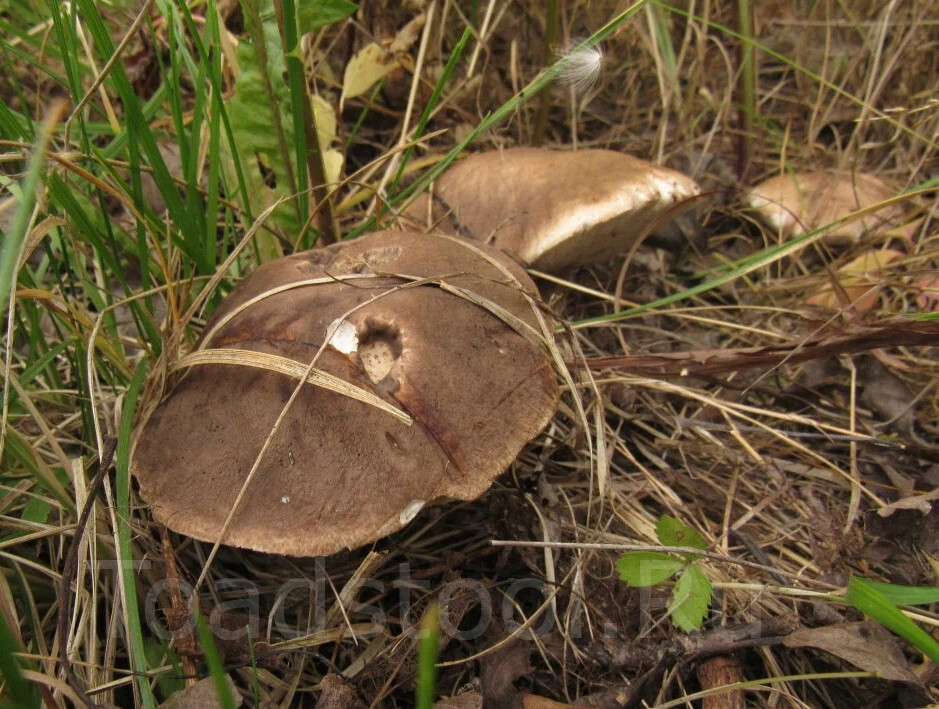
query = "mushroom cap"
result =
(132, 231, 559, 557)
(747, 171, 911, 244)
(405, 148, 702, 273)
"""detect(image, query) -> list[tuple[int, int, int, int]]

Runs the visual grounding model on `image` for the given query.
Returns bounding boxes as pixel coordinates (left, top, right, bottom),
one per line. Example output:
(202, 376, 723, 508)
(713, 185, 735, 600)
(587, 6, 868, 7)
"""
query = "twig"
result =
(489, 539, 842, 590)
(576, 317, 939, 377)
(57, 438, 117, 708)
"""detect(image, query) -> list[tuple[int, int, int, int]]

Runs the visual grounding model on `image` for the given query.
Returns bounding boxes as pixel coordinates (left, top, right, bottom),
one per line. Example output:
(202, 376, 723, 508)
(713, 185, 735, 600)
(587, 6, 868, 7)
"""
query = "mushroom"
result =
(132, 230, 559, 556)
(404, 147, 702, 273)
(746, 170, 915, 244)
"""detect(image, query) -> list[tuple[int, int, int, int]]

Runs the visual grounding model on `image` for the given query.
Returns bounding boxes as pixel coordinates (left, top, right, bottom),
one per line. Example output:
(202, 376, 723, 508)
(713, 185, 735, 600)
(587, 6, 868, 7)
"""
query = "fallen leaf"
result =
(807, 249, 905, 312)
(480, 641, 530, 709)
(914, 275, 939, 312)
(311, 94, 344, 184)
(387, 13, 426, 54)
(341, 43, 401, 107)
(311, 94, 337, 151)
(857, 355, 916, 435)
(315, 673, 367, 709)
(782, 621, 918, 682)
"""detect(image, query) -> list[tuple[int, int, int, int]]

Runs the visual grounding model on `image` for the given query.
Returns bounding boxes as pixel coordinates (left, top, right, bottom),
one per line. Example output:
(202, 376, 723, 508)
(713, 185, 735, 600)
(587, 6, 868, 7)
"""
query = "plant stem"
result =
(532, 0, 559, 146)
(735, 0, 755, 183)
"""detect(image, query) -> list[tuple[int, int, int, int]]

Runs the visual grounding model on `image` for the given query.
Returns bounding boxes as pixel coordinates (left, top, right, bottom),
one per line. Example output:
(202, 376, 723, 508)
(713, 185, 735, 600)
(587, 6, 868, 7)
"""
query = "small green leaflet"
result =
(616, 551, 684, 587)
(656, 514, 707, 551)
(616, 515, 713, 631)
(297, 0, 357, 35)
(669, 564, 712, 632)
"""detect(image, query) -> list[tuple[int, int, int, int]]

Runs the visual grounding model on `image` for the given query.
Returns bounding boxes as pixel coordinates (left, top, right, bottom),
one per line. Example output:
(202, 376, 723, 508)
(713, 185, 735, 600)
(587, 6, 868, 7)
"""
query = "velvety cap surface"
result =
(133, 231, 559, 556)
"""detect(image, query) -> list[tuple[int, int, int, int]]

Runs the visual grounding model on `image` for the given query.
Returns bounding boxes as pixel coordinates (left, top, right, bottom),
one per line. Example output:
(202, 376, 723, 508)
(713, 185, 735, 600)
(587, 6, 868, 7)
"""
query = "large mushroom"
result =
(404, 147, 702, 273)
(133, 230, 559, 557)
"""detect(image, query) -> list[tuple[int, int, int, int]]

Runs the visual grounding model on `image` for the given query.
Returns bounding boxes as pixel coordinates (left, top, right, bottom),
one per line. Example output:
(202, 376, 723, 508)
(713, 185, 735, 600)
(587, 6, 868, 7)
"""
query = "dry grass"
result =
(2, 0, 939, 707)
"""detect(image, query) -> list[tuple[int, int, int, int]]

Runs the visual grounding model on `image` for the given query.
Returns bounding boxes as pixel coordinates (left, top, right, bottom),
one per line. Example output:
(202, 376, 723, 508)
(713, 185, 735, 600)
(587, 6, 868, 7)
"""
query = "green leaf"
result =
(846, 576, 939, 664)
(0, 612, 40, 708)
(859, 580, 939, 606)
(669, 564, 712, 631)
(22, 495, 50, 526)
(297, 0, 357, 35)
(616, 552, 685, 587)
(655, 515, 707, 551)
(221, 0, 299, 259)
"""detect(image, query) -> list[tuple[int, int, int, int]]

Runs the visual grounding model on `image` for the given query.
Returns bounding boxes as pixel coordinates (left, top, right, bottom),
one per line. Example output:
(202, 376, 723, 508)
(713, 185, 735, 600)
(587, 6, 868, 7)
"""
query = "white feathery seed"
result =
(556, 40, 604, 93)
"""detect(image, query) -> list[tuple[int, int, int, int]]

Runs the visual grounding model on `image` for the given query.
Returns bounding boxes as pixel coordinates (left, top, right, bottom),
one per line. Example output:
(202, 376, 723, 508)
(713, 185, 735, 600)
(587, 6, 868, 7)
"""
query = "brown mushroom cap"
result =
(133, 231, 559, 556)
(405, 147, 702, 273)
(747, 171, 912, 244)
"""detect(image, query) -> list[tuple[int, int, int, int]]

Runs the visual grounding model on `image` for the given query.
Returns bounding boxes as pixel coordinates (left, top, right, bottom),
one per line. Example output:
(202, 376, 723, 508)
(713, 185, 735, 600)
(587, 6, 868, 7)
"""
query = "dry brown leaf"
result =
(315, 674, 367, 709)
(340, 43, 401, 107)
(340, 15, 424, 109)
(387, 12, 426, 54)
(807, 249, 905, 312)
(782, 621, 918, 682)
(311, 94, 343, 184)
(857, 355, 916, 435)
(914, 275, 939, 312)
(480, 641, 530, 708)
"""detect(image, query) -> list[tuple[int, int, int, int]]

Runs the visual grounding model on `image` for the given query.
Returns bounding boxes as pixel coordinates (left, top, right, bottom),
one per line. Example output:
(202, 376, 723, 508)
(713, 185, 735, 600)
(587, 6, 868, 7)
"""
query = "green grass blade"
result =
(387, 26, 473, 197)
(348, 1, 646, 240)
(856, 580, 939, 607)
(0, 103, 60, 318)
(0, 94, 31, 140)
(195, 611, 238, 709)
(278, 0, 309, 231)
(567, 220, 850, 328)
(72, 0, 208, 272)
(846, 576, 939, 665)
(116, 360, 157, 709)
(415, 601, 440, 709)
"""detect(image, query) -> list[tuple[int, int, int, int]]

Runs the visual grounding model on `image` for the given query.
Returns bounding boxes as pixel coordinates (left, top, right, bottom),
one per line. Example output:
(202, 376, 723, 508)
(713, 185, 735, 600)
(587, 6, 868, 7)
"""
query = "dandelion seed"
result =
(556, 40, 604, 94)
